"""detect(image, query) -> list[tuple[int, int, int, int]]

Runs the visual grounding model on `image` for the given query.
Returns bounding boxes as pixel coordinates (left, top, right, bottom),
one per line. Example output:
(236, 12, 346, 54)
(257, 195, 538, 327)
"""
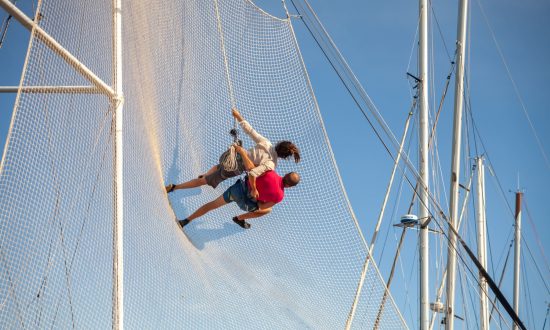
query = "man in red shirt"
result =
(176, 146, 300, 229)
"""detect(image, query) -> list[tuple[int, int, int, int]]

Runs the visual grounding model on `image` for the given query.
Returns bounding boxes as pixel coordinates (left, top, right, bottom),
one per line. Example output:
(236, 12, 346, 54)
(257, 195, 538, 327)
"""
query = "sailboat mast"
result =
(418, 0, 430, 328)
(113, 0, 124, 329)
(476, 158, 489, 330)
(445, 0, 469, 328)
(513, 191, 522, 330)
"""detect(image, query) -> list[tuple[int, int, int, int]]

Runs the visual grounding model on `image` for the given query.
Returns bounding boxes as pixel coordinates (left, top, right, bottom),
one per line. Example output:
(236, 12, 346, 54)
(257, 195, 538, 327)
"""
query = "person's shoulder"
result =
(258, 139, 273, 148)
(266, 170, 281, 179)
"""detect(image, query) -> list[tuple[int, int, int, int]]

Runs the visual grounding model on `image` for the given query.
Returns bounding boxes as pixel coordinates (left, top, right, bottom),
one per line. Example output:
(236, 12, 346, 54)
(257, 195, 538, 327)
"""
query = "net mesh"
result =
(0, 0, 407, 328)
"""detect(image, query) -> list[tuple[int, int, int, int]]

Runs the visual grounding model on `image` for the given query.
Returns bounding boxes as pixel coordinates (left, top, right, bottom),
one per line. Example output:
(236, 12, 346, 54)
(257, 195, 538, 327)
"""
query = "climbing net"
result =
(0, 0, 407, 328)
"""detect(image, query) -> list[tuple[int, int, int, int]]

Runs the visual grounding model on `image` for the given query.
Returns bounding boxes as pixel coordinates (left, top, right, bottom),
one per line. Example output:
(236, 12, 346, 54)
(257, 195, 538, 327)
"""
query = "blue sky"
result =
(1, 0, 549, 328)
(261, 1, 550, 327)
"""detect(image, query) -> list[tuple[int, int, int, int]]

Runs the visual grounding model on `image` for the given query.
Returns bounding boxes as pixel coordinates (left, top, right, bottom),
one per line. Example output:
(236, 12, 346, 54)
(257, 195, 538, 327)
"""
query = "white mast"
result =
(113, 0, 124, 329)
(445, 0, 469, 328)
(418, 0, 430, 328)
(476, 158, 489, 330)
(513, 191, 522, 330)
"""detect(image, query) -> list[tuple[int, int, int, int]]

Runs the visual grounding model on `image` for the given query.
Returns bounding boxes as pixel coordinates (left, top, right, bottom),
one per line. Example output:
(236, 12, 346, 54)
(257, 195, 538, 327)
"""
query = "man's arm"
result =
(235, 202, 275, 221)
(234, 145, 254, 171)
(248, 161, 275, 178)
(234, 144, 274, 178)
(232, 108, 269, 144)
(234, 145, 259, 200)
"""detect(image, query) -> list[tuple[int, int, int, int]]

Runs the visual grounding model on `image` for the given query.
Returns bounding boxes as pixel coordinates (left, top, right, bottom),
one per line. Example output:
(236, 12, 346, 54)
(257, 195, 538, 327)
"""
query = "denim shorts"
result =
(222, 179, 258, 212)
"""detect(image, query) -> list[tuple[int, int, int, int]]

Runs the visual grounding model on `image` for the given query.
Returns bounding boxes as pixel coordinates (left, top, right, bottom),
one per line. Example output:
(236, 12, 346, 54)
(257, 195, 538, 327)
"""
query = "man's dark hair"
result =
(283, 172, 300, 188)
(275, 141, 301, 163)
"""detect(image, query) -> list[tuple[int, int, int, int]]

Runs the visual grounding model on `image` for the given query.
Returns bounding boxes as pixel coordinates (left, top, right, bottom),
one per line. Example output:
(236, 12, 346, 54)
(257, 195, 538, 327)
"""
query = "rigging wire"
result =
(543, 303, 550, 330)
(474, 0, 550, 172)
(439, 217, 512, 328)
(288, 0, 396, 164)
(403, 238, 420, 329)
(488, 237, 513, 326)
(0, 0, 18, 48)
(522, 252, 536, 329)
(405, 13, 420, 83)
(289, 1, 527, 327)
(466, 105, 515, 216)
(428, 0, 452, 61)
(521, 229, 550, 296)
(458, 259, 477, 328)
(377, 117, 416, 267)
(490, 228, 513, 285)
(523, 196, 550, 282)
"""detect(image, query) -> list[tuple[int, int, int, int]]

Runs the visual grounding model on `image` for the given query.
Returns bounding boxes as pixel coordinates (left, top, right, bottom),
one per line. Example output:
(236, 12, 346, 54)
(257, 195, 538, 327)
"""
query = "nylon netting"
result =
(0, 0, 407, 328)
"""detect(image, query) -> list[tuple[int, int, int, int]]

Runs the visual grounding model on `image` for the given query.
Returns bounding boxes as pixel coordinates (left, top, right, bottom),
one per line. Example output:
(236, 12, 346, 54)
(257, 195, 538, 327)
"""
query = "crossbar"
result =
(0, 0, 115, 96)
(0, 86, 101, 93)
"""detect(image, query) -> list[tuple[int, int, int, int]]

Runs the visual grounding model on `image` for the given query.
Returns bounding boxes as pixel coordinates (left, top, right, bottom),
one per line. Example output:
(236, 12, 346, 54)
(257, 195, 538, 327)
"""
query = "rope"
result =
(213, 0, 237, 115)
(219, 144, 240, 172)
(213, 0, 241, 169)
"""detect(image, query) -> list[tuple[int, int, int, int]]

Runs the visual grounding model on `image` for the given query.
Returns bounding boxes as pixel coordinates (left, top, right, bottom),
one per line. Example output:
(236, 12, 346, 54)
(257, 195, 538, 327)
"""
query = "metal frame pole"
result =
(113, 0, 123, 329)
(445, 0, 469, 328)
(476, 158, 489, 330)
(513, 192, 522, 330)
(0, 86, 100, 93)
(419, 0, 430, 328)
(429, 170, 474, 329)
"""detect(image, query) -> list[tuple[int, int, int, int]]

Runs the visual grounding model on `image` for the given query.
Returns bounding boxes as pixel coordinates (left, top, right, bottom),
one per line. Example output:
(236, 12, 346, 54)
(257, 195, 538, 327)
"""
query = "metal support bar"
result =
(513, 192, 522, 330)
(112, 0, 123, 329)
(419, 0, 430, 328)
(429, 170, 475, 330)
(445, 0, 469, 328)
(476, 158, 489, 330)
(0, 0, 115, 96)
(0, 86, 100, 93)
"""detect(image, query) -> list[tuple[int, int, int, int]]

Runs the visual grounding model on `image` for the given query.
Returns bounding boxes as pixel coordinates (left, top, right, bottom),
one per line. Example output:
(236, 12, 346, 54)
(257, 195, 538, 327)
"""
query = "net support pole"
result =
(513, 191, 522, 330)
(476, 157, 489, 330)
(445, 0, 469, 327)
(112, 0, 124, 329)
(0, 0, 115, 96)
(418, 0, 430, 328)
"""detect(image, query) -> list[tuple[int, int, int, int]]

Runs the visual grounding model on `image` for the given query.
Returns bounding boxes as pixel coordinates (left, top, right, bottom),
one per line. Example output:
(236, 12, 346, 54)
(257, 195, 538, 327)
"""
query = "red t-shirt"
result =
(249, 170, 284, 204)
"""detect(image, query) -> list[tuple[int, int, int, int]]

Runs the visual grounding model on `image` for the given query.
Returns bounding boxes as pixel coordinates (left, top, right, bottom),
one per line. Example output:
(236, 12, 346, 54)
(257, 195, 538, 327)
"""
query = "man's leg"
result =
(187, 195, 227, 221)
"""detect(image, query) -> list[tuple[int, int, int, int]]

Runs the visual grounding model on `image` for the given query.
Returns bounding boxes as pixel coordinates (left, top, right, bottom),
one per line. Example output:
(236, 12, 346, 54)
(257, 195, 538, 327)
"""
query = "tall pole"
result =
(113, 0, 124, 329)
(418, 0, 430, 328)
(513, 191, 522, 330)
(476, 158, 489, 330)
(429, 171, 474, 330)
(445, 0, 469, 328)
